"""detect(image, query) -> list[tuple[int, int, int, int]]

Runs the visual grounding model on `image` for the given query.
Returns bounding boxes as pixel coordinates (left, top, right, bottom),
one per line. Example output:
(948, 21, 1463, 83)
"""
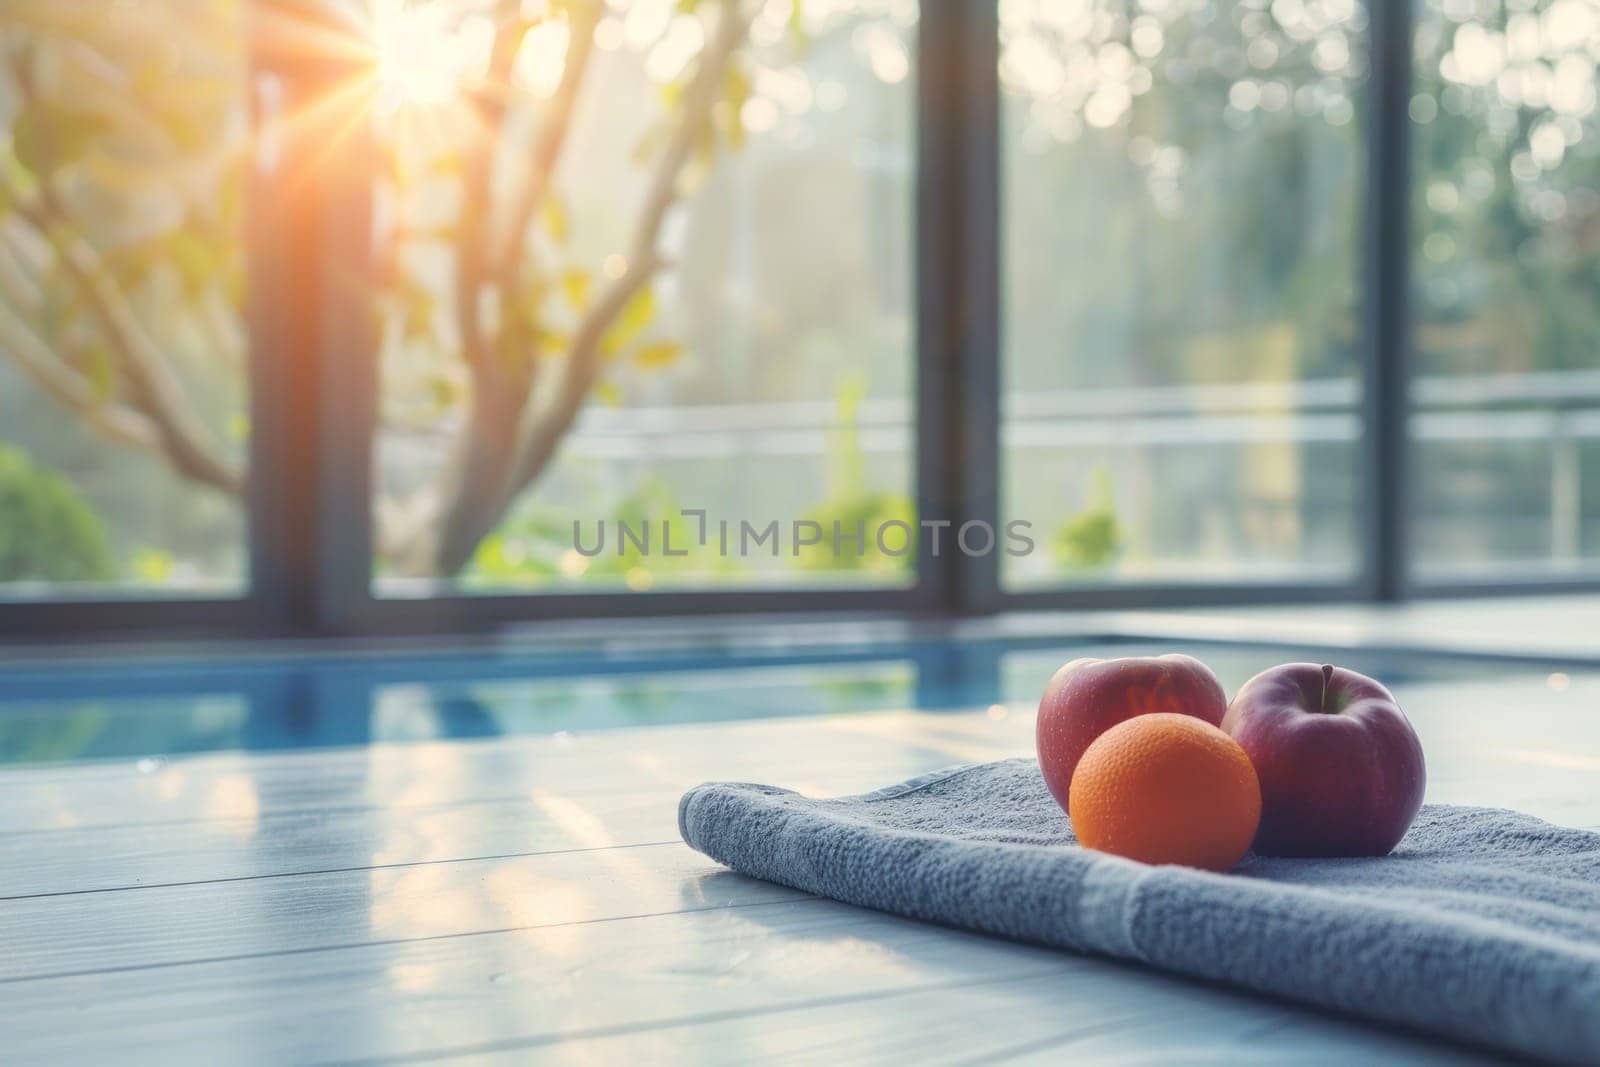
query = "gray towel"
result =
(679, 758, 1600, 1064)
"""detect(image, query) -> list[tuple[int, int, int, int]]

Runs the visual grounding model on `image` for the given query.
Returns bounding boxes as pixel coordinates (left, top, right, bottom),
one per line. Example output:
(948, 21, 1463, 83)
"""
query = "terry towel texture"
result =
(679, 758, 1600, 1064)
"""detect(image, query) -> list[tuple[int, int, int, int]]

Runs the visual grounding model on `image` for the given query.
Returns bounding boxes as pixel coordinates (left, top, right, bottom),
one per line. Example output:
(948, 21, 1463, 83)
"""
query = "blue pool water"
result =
(0, 631, 1519, 766)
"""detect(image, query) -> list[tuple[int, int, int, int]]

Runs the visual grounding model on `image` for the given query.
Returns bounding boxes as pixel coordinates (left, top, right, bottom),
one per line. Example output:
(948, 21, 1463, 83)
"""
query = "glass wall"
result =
(368, 0, 917, 595)
(4, 0, 1599, 631)
(0, 1, 250, 597)
(1409, 0, 1600, 581)
(999, 0, 1369, 590)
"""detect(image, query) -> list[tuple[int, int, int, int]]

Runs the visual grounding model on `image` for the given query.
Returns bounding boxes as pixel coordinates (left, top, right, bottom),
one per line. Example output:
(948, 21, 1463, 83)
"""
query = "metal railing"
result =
(540, 369, 1600, 567)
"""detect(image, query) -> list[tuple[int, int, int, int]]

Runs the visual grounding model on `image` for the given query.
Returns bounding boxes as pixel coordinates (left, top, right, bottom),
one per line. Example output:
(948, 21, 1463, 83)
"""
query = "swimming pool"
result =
(0, 628, 1537, 766)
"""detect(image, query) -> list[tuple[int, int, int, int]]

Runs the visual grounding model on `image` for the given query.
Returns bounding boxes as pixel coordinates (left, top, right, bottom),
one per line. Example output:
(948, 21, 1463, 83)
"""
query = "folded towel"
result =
(679, 758, 1600, 1064)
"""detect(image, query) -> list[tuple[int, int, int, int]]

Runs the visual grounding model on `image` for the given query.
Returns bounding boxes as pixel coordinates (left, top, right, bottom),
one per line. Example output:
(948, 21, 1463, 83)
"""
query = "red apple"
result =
(1037, 654, 1228, 815)
(1222, 663, 1425, 857)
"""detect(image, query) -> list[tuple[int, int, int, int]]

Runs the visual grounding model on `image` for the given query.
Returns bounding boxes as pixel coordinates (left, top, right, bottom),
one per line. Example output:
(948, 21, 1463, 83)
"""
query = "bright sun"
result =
(369, 1, 488, 113)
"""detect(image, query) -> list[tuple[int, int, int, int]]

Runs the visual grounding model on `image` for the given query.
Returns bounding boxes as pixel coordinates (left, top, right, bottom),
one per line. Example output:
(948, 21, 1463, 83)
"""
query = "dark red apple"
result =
(1223, 663, 1425, 857)
(1037, 654, 1228, 815)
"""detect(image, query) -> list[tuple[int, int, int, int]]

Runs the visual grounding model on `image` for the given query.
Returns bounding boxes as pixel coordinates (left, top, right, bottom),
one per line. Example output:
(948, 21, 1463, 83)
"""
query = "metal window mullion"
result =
(310, 115, 378, 634)
(247, 27, 376, 637)
(246, 52, 313, 633)
(1362, 0, 1414, 601)
(915, 0, 1001, 616)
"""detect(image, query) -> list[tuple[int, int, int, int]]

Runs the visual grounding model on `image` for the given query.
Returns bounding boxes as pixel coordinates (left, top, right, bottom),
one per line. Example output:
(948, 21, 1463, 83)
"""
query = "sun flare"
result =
(368, 0, 489, 114)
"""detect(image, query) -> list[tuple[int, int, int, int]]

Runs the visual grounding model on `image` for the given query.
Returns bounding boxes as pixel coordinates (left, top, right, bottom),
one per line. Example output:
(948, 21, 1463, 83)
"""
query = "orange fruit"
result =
(1067, 712, 1261, 872)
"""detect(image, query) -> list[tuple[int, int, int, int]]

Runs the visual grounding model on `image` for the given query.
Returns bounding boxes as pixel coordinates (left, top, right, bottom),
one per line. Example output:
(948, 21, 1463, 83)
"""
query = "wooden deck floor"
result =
(4, 669, 1597, 1064)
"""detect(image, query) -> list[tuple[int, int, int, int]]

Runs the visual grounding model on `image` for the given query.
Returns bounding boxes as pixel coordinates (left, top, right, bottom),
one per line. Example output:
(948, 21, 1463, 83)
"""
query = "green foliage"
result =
(794, 373, 916, 574)
(466, 477, 746, 588)
(1406, 28, 1600, 379)
(633, 340, 685, 368)
(602, 286, 659, 357)
(6, 4, 248, 317)
(130, 548, 176, 584)
(1053, 466, 1124, 573)
(10, 101, 110, 181)
(794, 488, 916, 574)
(1, 5, 249, 593)
(718, 62, 752, 150)
(466, 524, 564, 585)
(0, 447, 116, 583)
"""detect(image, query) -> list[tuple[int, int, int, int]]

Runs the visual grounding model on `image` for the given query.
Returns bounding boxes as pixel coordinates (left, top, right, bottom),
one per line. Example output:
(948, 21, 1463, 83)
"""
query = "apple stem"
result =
(1320, 664, 1334, 713)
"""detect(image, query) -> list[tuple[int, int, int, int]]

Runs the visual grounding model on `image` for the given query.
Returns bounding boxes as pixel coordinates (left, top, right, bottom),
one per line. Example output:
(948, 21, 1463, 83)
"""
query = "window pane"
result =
(1410, 0, 1600, 581)
(1000, 1, 1367, 588)
(370, 1, 916, 595)
(0, 2, 249, 597)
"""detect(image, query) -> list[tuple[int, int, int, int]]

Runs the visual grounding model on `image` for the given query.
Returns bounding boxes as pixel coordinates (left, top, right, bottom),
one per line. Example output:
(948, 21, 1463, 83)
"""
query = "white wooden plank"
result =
(0, 896, 1504, 1067)
(447, 964, 1504, 1067)
(0, 710, 1034, 833)
(0, 753, 993, 899)
(2, 899, 1026, 1063)
(0, 788, 678, 898)
(0, 708, 1037, 900)
(0, 843, 804, 982)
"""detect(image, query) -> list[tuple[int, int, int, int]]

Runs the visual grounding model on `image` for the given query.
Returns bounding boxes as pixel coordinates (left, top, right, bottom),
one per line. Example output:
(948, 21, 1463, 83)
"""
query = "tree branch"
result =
(0, 309, 162, 455)
(493, 0, 602, 281)
(0, 237, 161, 453)
(506, 0, 754, 499)
(401, 1, 551, 574)
(0, 176, 246, 498)
(453, 0, 527, 374)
